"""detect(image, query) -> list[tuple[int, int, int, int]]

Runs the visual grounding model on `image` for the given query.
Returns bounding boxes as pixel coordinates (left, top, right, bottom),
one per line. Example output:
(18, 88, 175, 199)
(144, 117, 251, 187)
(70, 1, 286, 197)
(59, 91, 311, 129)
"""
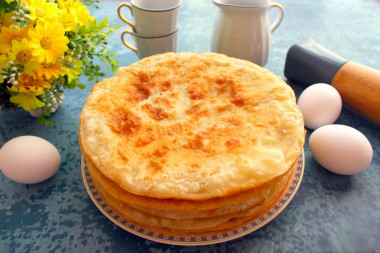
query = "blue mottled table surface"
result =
(1, 0, 379, 252)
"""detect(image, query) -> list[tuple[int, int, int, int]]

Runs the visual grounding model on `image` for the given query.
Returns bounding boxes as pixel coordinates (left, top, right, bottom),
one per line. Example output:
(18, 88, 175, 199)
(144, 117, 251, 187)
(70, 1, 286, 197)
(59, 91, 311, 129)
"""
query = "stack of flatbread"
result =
(79, 52, 304, 236)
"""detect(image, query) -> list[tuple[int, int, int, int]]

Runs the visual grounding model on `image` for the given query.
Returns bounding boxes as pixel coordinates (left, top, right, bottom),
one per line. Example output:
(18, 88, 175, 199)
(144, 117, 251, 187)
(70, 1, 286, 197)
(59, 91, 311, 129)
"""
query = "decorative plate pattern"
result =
(81, 150, 305, 246)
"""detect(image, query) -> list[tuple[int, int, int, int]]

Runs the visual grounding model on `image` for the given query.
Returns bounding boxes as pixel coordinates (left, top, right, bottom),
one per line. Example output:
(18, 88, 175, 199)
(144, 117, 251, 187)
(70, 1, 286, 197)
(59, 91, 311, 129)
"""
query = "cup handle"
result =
(121, 30, 137, 54)
(117, 3, 136, 30)
(269, 2, 284, 33)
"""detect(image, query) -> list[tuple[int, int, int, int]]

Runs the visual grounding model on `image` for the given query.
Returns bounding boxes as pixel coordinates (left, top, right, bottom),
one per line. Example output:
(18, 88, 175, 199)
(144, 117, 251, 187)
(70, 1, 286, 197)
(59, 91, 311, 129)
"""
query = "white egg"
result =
(298, 83, 342, 130)
(309, 124, 373, 175)
(0, 136, 61, 184)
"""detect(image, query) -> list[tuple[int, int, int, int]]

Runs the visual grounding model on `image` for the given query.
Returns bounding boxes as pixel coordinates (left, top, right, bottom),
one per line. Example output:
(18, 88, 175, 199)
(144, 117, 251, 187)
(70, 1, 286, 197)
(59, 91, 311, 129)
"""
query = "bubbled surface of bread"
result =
(79, 52, 304, 200)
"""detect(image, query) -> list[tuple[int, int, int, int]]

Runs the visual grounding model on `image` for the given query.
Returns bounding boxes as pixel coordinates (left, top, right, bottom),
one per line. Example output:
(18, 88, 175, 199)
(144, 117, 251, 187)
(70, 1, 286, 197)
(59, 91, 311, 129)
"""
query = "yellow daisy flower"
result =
(16, 73, 51, 90)
(0, 12, 16, 32)
(36, 59, 68, 80)
(0, 25, 30, 54)
(8, 86, 45, 111)
(8, 72, 49, 110)
(28, 20, 69, 63)
(27, 0, 59, 22)
(8, 38, 40, 75)
(57, 9, 76, 32)
(57, 0, 94, 26)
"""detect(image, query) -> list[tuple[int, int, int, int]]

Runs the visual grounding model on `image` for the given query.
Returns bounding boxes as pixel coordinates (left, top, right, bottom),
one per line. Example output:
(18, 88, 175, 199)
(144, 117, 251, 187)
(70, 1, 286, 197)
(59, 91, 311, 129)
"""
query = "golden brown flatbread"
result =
(85, 154, 292, 216)
(79, 52, 304, 235)
(91, 167, 292, 235)
(79, 52, 304, 200)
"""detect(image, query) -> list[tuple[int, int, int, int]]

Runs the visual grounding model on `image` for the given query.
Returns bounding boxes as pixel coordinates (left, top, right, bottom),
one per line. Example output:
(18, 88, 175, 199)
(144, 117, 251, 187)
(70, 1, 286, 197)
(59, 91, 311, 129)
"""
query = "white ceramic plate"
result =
(82, 150, 305, 246)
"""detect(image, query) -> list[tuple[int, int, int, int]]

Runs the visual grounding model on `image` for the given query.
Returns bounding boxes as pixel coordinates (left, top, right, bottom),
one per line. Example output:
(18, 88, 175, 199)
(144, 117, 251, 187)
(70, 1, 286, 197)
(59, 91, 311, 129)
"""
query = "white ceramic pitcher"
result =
(211, 0, 284, 66)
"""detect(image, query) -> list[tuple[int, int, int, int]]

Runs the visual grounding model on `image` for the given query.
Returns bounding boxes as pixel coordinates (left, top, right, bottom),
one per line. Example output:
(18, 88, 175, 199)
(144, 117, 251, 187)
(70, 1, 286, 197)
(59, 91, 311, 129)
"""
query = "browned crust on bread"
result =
(79, 52, 304, 200)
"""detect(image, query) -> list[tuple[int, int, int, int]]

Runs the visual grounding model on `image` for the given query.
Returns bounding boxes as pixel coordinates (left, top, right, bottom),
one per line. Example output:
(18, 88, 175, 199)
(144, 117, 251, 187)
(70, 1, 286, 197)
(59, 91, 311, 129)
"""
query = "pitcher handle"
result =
(121, 30, 137, 54)
(117, 3, 136, 30)
(269, 2, 284, 33)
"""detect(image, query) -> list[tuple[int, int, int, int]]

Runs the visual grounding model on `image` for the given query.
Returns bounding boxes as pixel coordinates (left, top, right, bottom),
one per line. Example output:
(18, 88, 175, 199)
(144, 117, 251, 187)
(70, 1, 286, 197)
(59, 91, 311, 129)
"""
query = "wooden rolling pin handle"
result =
(332, 61, 380, 125)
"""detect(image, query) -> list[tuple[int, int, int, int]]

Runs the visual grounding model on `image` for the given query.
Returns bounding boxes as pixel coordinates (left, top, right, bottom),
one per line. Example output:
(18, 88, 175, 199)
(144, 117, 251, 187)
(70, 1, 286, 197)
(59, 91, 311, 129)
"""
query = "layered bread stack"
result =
(79, 52, 305, 236)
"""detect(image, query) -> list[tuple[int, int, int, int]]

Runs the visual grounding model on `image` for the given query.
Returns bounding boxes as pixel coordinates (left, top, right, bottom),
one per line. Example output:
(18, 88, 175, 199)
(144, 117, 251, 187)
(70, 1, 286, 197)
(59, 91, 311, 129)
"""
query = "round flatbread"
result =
(79, 52, 304, 200)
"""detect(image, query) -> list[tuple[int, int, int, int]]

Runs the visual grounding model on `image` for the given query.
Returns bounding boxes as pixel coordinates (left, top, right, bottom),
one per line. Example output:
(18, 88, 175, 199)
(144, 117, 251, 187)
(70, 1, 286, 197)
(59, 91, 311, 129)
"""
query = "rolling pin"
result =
(284, 39, 380, 125)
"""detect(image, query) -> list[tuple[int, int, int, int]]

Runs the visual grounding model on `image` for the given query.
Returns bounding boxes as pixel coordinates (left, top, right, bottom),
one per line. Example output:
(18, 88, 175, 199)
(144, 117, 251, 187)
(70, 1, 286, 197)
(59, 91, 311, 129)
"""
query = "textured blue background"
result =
(1, 0, 379, 252)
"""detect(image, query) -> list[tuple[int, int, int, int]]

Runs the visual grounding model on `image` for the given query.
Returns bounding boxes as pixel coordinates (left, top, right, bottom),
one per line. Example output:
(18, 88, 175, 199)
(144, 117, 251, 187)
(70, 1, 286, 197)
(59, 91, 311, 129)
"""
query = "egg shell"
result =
(297, 83, 342, 130)
(0, 136, 61, 184)
(309, 124, 373, 175)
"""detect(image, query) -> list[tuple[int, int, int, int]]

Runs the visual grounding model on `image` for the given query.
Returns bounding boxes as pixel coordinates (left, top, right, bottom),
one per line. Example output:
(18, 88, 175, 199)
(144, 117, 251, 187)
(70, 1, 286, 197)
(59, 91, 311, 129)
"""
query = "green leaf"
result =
(45, 121, 54, 127)
(37, 115, 52, 126)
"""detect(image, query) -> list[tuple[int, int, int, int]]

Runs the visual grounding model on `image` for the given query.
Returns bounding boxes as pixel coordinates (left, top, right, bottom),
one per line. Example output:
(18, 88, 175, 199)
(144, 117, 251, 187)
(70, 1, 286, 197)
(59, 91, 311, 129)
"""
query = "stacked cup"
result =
(117, 0, 182, 59)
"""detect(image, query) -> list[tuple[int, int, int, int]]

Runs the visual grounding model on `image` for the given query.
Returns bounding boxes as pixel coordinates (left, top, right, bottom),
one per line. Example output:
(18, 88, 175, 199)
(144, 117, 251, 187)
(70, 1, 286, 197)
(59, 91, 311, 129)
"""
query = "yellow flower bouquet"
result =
(0, 0, 119, 125)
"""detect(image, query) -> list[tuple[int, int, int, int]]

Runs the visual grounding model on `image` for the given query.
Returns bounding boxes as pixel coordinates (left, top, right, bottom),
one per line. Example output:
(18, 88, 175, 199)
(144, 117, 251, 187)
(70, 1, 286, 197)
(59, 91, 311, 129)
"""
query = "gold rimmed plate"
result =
(81, 150, 305, 246)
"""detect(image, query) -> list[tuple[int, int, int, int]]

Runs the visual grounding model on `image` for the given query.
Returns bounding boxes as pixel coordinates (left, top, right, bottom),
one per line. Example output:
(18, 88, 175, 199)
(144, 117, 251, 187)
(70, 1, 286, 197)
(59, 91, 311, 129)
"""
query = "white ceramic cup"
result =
(117, 0, 182, 36)
(121, 28, 179, 59)
(211, 0, 284, 66)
